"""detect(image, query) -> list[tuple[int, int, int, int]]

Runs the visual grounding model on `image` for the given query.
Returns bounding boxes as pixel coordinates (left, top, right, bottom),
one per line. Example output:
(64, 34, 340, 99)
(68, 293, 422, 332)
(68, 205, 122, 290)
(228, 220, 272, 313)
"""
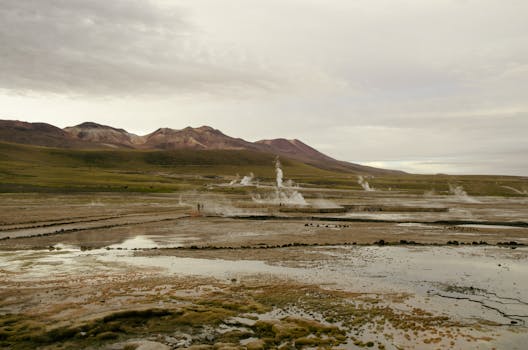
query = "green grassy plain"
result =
(0, 141, 526, 196)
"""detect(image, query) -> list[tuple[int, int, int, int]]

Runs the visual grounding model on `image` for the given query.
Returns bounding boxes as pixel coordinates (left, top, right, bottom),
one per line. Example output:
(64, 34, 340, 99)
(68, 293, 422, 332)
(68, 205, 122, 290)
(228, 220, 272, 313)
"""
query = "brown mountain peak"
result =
(150, 127, 176, 134)
(0, 119, 96, 148)
(64, 121, 139, 148)
(181, 125, 222, 135)
(73, 122, 127, 133)
(0, 119, 403, 174)
(144, 125, 251, 150)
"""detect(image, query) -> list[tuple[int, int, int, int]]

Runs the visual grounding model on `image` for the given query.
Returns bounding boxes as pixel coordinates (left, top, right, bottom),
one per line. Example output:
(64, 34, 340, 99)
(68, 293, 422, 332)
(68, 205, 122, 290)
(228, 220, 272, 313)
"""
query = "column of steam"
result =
(275, 157, 283, 205)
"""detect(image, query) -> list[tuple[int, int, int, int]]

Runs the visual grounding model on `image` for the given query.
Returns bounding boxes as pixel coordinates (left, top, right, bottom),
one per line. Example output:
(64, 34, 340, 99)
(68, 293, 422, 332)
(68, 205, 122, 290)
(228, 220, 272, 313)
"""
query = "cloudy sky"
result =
(1, 0, 527, 175)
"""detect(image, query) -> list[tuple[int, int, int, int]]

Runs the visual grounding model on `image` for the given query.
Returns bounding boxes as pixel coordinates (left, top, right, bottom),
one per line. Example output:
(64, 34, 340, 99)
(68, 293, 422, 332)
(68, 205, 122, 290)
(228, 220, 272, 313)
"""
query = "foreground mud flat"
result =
(1, 192, 528, 349)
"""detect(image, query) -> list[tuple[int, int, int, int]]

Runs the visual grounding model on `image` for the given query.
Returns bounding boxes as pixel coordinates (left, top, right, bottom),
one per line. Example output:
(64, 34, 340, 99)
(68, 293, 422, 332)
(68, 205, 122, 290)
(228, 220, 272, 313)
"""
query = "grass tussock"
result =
(0, 276, 496, 349)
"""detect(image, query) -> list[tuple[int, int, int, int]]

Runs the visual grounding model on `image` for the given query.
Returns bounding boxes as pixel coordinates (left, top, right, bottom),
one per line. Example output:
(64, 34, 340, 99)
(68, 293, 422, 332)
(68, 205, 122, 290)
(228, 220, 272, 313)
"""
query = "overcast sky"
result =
(1, 0, 527, 175)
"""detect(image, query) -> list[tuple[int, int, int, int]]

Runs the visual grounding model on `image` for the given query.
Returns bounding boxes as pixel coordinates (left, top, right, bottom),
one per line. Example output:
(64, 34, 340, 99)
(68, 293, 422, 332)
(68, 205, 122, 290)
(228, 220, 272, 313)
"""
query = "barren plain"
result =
(1, 186, 527, 350)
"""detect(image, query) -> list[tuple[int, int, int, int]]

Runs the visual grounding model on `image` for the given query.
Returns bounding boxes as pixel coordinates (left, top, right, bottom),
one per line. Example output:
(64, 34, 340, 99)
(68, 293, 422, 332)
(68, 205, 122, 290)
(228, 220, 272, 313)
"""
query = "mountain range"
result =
(0, 119, 402, 174)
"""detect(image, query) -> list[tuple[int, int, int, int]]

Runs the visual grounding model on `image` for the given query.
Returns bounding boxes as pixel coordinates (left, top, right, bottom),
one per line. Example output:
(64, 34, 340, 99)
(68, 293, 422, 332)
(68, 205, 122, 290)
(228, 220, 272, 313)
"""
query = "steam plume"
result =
(448, 184, 480, 203)
(275, 157, 283, 188)
(357, 175, 374, 191)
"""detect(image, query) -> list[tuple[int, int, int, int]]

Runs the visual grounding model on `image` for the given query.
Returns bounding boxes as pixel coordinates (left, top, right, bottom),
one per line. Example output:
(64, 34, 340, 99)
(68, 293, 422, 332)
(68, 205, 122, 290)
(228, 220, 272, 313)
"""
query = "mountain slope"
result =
(255, 138, 402, 174)
(0, 120, 95, 149)
(64, 122, 143, 148)
(142, 126, 259, 151)
(0, 141, 337, 192)
(0, 119, 402, 174)
(1, 140, 525, 195)
(256, 138, 333, 163)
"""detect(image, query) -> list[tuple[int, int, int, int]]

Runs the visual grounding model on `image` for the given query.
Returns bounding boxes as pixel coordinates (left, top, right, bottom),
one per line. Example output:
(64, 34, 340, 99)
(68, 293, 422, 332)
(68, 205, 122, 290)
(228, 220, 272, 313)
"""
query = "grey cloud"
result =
(0, 0, 276, 95)
(1, 0, 527, 175)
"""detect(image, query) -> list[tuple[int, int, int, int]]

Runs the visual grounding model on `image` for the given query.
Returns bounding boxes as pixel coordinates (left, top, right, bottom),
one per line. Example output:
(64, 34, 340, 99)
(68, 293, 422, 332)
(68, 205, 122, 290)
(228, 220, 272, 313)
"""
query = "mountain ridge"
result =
(0, 119, 403, 175)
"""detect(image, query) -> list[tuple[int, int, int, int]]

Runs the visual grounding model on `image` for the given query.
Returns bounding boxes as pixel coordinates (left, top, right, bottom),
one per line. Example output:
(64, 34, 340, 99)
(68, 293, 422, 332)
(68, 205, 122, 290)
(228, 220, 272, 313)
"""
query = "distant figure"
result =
(197, 203, 201, 213)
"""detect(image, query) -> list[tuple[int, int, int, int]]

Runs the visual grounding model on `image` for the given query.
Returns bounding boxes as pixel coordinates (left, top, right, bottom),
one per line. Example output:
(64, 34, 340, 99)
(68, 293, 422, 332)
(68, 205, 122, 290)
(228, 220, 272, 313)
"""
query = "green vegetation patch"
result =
(251, 317, 346, 348)
(0, 276, 496, 349)
(0, 306, 234, 350)
(1, 141, 527, 195)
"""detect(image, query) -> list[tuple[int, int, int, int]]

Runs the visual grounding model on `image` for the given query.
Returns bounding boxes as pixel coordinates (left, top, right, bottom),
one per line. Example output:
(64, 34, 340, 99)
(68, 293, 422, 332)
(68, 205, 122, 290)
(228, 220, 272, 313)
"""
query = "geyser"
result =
(358, 175, 374, 191)
(449, 184, 480, 203)
(240, 172, 254, 186)
(252, 157, 306, 205)
(228, 173, 254, 186)
(275, 158, 284, 188)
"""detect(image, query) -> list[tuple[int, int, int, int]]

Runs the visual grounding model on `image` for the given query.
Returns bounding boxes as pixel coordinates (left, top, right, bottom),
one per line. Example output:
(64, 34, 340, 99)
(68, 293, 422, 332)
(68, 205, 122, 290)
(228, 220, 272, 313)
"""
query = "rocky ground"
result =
(1, 191, 527, 349)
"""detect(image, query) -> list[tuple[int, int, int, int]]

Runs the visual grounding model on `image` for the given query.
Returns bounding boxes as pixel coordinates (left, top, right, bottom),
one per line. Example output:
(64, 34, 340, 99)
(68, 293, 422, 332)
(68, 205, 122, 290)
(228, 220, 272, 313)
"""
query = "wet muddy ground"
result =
(1, 191, 527, 349)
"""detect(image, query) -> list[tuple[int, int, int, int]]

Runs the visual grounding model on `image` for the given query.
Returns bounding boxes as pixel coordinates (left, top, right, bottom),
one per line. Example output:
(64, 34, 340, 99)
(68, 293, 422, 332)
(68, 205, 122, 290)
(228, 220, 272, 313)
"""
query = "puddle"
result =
(226, 231, 267, 238)
(310, 246, 528, 325)
(396, 222, 437, 228)
(109, 235, 177, 249)
(345, 212, 422, 220)
(109, 236, 161, 249)
(1, 243, 528, 328)
(458, 224, 520, 230)
(342, 211, 458, 222)
(97, 245, 528, 325)
(108, 235, 197, 249)
(98, 252, 300, 280)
